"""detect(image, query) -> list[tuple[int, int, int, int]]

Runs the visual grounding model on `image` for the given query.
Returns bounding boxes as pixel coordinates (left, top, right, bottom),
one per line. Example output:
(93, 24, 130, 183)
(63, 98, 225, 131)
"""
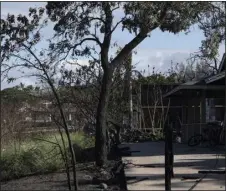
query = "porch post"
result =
(139, 83, 142, 129)
(200, 90, 206, 133)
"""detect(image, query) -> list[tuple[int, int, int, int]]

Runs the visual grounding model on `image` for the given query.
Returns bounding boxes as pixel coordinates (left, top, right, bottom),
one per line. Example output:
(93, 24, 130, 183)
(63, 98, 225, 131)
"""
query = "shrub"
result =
(120, 128, 164, 143)
(1, 131, 94, 181)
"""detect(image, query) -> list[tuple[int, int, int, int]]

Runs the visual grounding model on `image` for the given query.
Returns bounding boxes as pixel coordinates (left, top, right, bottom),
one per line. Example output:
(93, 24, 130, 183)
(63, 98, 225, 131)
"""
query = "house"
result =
(163, 53, 226, 143)
(23, 100, 82, 131)
(21, 85, 96, 132)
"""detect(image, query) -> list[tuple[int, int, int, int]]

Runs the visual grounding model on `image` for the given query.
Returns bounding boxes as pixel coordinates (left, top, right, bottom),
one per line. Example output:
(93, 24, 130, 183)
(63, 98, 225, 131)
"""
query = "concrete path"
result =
(120, 142, 225, 190)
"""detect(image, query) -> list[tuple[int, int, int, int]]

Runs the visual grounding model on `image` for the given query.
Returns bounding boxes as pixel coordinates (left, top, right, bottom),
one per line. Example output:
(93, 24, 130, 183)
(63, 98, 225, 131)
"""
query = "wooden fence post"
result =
(165, 123, 173, 191)
(170, 123, 174, 178)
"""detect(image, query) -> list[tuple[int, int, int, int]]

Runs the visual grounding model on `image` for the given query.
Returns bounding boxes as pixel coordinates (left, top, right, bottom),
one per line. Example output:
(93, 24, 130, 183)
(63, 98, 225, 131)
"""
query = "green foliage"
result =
(166, 60, 216, 83)
(1, 142, 61, 180)
(1, 132, 94, 181)
(1, 84, 40, 104)
(0, 7, 45, 61)
(121, 129, 164, 143)
(136, 66, 176, 85)
(141, 130, 164, 142)
(123, 2, 208, 34)
(138, 74, 176, 85)
(198, 2, 225, 59)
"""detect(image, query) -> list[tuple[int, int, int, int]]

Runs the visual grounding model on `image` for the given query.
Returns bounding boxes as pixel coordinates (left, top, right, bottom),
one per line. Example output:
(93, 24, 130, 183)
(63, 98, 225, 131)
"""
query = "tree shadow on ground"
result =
(119, 141, 225, 157)
(124, 157, 225, 170)
(125, 172, 225, 188)
(150, 174, 225, 189)
(121, 141, 225, 189)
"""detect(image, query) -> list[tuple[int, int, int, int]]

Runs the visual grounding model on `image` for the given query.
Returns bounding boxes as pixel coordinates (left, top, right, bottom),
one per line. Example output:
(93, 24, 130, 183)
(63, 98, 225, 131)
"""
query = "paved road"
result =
(120, 142, 225, 190)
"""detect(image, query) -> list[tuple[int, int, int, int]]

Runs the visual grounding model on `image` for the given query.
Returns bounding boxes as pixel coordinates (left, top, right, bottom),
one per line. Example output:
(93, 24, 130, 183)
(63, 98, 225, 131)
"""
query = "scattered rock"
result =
(111, 186, 120, 191)
(99, 183, 108, 190)
(100, 169, 112, 180)
(92, 177, 100, 184)
(83, 175, 92, 180)
(100, 169, 108, 175)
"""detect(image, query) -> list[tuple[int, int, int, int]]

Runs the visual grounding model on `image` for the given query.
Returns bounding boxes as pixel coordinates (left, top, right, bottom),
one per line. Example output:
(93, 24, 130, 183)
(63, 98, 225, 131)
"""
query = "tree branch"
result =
(88, 16, 105, 24)
(10, 54, 43, 71)
(110, 31, 149, 68)
(72, 37, 102, 50)
(111, 18, 125, 34)
(101, 2, 113, 71)
(110, 4, 169, 68)
(90, 34, 103, 47)
(33, 137, 60, 146)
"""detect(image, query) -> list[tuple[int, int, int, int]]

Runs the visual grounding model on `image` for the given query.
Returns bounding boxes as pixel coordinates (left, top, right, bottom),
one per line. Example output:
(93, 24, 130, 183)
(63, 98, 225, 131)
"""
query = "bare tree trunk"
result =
(152, 100, 158, 135)
(122, 52, 133, 128)
(52, 115, 71, 190)
(54, 132, 71, 190)
(146, 85, 154, 134)
(160, 88, 165, 130)
(129, 77, 133, 128)
(161, 98, 170, 135)
(48, 82, 78, 191)
(95, 69, 112, 167)
(54, 94, 78, 191)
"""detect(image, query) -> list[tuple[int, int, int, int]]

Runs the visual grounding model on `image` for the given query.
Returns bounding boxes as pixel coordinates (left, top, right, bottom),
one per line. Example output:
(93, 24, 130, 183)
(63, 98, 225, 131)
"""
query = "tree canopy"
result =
(197, 2, 225, 60)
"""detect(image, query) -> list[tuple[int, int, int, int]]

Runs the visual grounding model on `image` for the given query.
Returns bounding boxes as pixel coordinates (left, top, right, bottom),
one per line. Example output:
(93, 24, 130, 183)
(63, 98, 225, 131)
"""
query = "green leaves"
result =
(7, 14, 15, 24)
(197, 2, 225, 59)
(138, 73, 174, 85)
(7, 77, 16, 83)
(1, 7, 45, 63)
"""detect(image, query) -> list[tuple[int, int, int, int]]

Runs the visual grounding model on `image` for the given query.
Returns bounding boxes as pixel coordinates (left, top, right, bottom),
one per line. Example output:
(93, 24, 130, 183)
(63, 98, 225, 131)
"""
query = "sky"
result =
(1, 2, 225, 89)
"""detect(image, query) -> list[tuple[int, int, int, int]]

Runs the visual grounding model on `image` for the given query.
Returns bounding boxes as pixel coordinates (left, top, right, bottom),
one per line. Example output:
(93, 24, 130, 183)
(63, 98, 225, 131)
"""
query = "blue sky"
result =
(1, 2, 225, 89)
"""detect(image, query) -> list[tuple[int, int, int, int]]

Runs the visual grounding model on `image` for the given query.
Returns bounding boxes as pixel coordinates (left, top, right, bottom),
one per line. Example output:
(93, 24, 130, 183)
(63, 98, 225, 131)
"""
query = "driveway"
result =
(120, 142, 225, 190)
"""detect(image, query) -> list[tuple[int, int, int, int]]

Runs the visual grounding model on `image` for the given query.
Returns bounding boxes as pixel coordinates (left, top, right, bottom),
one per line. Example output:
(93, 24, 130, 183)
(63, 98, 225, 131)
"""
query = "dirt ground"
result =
(1, 162, 121, 191)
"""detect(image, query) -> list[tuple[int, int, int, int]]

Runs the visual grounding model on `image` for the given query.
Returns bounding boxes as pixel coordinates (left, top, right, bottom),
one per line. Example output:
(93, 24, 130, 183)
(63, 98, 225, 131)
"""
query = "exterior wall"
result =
(137, 84, 183, 130)
(206, 98, 226, 122)
(22, 101, 80, 130)
(181, 97, 225, 143)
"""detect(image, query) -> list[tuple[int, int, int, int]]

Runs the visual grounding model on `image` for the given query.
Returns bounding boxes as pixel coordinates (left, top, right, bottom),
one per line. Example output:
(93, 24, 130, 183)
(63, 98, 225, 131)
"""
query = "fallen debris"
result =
(99, 183, 108, 190)
(181, 176, 200, 180)
(198, 170, 226, 174)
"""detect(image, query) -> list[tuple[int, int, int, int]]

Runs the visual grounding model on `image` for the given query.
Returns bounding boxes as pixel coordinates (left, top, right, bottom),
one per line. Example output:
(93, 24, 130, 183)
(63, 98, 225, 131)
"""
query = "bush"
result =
(121, 128, 164, 143)
(1, 131, 94, 181)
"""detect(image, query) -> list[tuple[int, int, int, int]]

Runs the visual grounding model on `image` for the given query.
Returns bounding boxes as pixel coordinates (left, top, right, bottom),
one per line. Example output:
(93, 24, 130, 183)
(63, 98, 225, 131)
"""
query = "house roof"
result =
(218, 53, 226, 73)
(163, 84, 225, 98)
(205, 71, 225, 84)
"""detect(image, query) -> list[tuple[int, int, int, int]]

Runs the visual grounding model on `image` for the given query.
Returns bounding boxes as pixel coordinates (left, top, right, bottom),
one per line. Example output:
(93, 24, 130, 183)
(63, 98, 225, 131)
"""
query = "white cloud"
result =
(133, 45, 225, 75)
(19, 78, 36, 86)
(133, 48, 192, 74)
(156, 52, 162, 58)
